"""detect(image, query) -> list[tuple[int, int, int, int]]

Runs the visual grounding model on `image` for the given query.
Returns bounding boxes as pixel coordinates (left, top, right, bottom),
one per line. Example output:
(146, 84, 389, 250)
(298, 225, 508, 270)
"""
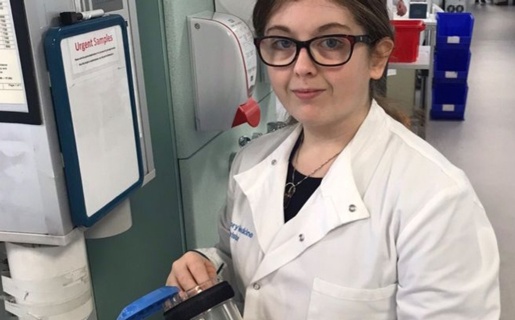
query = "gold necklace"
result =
(284, 140, 342, 209)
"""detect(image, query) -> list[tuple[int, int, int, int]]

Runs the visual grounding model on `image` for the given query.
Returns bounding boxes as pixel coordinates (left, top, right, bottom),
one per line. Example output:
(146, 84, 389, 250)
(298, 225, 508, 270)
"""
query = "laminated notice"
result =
(442, 104, 455, 112)
(447, 36, 461, 44)
(445, 71, 458, 79)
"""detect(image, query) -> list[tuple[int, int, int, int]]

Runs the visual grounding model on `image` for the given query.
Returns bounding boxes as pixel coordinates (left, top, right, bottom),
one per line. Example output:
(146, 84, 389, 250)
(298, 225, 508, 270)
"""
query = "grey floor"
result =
(425, 3, 515, 319)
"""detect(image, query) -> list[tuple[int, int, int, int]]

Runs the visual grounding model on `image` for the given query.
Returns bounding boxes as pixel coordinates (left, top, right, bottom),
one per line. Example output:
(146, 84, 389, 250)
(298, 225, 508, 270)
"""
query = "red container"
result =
(390, 20, 426, 63)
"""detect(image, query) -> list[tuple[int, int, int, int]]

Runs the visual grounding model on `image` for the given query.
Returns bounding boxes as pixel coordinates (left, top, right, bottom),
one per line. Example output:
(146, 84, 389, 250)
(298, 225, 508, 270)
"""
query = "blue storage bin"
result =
(431, 82, 468, 120)
(434, 49, 471, 82)
(436, 12, 474, 49)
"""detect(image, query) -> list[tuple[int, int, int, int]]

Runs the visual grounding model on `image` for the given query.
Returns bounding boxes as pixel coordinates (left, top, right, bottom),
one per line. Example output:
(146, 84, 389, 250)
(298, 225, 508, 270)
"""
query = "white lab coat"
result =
(199, 101, 500, 319)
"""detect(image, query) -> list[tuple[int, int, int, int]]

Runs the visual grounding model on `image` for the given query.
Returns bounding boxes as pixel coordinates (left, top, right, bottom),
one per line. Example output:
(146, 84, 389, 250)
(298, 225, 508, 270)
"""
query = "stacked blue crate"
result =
(432, 13, 474, 120)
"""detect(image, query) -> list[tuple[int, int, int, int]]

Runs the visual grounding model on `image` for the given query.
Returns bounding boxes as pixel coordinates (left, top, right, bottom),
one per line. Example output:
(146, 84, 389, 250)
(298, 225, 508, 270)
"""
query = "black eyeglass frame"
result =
(254, 34, 373, 67)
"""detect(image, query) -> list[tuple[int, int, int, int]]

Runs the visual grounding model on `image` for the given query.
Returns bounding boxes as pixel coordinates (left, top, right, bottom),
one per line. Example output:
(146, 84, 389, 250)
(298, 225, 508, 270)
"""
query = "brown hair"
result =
(253, 0, 410, 127)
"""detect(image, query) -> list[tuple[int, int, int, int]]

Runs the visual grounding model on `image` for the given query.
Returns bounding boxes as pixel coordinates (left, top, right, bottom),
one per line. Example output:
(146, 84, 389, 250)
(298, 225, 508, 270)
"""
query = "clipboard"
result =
(44, 15, 143, 227)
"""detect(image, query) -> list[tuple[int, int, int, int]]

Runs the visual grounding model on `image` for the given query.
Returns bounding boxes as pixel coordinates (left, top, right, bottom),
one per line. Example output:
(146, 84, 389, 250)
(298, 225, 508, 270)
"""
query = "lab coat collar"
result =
(234, 125, 303, 254)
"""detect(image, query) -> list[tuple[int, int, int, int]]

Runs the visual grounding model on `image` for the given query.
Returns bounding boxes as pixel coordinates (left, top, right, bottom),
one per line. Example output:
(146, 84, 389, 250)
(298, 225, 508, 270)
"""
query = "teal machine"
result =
(0, 0, 276, 318)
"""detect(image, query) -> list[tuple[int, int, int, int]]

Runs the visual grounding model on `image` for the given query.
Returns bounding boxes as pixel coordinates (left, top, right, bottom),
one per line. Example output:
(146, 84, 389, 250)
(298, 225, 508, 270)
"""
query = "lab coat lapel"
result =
(251, 147, 371, 282)
(234, 126, 303, 254)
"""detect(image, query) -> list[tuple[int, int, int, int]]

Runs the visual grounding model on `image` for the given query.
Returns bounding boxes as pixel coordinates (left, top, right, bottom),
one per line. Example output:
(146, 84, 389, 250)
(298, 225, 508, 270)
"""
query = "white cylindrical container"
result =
(85, 199, 132, 239)
(3, 230, 94, 320)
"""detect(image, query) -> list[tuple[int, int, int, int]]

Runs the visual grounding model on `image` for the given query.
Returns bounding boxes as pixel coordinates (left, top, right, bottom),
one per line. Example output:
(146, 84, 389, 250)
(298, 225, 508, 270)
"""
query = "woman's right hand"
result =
(166, 251, 217, 291)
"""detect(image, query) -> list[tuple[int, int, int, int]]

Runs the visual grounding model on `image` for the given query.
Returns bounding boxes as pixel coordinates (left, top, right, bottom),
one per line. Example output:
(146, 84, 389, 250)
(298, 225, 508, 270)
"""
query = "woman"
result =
(167, 0, 500, 318)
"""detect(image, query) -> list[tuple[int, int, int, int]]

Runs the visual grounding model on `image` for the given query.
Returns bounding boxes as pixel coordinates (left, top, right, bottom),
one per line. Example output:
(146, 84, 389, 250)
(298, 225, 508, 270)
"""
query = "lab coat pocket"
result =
(307, 278, 397, 320)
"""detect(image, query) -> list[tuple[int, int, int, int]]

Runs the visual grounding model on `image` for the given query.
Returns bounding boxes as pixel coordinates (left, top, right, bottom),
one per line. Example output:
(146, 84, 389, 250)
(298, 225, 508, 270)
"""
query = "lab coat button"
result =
(349, 204, 356, 212)
(253, 283, 261, 290)
(271, 159, 277, 165)
(299, 234, 305, 242)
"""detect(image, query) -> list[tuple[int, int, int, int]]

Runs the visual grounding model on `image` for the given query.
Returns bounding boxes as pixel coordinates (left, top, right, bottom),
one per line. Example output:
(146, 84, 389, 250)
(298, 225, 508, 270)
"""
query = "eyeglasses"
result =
(254, 34, 372, 67)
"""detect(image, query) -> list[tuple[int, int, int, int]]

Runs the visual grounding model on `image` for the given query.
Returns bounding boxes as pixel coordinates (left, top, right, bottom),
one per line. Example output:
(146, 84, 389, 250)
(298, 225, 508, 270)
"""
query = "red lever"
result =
(232, 98, 261, 128)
